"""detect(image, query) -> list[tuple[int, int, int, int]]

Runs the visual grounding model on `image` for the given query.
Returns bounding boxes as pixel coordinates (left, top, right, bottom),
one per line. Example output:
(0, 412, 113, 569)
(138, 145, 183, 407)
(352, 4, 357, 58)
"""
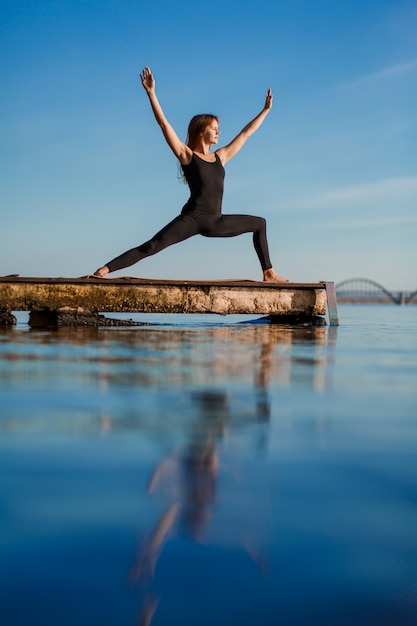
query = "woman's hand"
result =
(264, 88, 273, 111)
(140, 66, 155, 93)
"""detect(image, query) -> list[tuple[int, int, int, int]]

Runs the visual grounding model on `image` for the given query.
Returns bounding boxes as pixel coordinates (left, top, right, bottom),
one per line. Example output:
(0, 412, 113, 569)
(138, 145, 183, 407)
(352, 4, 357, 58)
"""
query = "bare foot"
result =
(93, 266, 109, 278)
(263, 268, 291, 283)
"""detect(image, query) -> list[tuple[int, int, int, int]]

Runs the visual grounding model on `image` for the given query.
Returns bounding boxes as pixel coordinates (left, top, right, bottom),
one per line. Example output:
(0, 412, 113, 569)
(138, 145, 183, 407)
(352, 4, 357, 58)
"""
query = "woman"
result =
(94, 67, 289, 282)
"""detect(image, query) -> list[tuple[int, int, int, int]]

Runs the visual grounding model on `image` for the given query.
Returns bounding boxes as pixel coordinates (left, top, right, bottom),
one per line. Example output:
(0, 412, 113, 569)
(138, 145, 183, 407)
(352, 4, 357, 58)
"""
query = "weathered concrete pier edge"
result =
(0, 276, 339, 327)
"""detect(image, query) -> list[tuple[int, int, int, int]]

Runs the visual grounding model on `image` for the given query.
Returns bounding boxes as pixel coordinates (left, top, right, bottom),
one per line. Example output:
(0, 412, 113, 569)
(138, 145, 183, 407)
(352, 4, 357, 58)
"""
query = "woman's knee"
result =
(256, 216, 267, 232)
(140, 239, 161, 256)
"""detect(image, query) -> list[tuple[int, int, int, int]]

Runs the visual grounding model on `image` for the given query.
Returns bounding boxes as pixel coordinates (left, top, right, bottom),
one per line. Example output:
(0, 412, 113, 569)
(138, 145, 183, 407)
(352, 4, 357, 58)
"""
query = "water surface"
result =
(1, 306, 416, 625)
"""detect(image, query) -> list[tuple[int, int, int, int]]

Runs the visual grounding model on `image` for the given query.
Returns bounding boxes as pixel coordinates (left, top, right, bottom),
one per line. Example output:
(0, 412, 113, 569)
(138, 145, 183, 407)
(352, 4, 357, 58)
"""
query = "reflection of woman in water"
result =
(131, 391, 270, 626)
(130, 392, 225, 586)
(94, 66, 289, 283)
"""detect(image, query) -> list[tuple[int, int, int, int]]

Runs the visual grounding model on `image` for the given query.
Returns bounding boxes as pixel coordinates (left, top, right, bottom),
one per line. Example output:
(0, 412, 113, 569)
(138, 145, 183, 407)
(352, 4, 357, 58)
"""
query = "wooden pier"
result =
(0, 276, 339, 327)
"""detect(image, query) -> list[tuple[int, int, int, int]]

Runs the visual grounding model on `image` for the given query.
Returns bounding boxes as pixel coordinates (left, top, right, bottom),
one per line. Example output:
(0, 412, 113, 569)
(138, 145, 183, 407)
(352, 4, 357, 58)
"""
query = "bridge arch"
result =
(336, 278, 399, 304)
(407, 290, 417, 304)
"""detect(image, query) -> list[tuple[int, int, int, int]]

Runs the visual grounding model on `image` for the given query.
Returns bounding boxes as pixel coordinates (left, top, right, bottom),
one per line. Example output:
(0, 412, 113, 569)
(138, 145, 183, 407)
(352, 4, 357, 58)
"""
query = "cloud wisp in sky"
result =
(283, 175, 417, 213)
(335, 57, 417, 90)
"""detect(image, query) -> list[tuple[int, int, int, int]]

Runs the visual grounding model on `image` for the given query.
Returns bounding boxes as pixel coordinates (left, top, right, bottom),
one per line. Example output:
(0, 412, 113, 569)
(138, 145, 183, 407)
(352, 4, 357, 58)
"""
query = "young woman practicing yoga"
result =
(93, 67, 289, 282)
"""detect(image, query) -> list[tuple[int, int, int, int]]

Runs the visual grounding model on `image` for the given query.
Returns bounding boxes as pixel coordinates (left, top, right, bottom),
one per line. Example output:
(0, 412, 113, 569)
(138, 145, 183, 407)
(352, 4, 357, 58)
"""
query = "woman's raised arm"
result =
(216, 89, 273, 165)
(140, 67, 193, 165)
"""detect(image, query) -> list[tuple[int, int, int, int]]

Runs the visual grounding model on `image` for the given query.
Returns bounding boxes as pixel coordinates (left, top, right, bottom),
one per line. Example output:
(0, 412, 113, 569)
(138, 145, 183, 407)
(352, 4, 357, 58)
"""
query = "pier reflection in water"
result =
(0, 322, 332, 434)
(1, 311, 415, 625)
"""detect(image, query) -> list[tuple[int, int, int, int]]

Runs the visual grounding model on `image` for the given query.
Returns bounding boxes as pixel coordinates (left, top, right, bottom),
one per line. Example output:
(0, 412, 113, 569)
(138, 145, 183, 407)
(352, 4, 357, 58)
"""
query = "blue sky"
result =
(1, 0, 416, 291)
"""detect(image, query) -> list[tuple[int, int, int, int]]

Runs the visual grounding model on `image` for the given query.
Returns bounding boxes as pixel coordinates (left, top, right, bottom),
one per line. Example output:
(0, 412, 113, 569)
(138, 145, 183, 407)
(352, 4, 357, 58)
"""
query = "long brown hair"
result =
(186, 114, 219, 150)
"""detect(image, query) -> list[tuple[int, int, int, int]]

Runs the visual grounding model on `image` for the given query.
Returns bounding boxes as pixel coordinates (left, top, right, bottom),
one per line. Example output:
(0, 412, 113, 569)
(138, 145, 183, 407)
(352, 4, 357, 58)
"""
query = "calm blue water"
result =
(1, 305, 416, 626)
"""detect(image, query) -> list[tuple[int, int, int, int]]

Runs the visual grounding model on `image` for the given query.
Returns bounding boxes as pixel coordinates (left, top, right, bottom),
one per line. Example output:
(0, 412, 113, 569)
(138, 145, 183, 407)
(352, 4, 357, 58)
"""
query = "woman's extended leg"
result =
(94, 214, 200, 276)
(202, 214, 290, 282)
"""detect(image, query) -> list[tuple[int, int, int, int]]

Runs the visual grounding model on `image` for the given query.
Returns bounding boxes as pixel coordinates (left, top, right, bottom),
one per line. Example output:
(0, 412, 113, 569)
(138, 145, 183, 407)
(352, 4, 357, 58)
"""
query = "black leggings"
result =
(106, 211, 272, 273)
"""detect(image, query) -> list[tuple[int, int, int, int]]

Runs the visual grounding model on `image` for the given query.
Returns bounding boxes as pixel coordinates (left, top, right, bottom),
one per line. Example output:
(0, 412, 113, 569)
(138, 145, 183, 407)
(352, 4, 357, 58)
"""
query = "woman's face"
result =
(202, 119, 220, 145)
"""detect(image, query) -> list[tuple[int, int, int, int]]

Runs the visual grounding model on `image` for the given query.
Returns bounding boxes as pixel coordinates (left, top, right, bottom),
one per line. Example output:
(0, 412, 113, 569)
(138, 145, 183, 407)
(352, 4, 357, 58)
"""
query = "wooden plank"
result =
(0, 276, 328, 317)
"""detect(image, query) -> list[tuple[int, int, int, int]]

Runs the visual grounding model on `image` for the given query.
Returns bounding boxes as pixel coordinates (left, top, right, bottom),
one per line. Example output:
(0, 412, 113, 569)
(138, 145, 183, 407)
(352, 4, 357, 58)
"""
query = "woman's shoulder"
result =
(181, 154, 194, 170)
(178, 146, 194, 167)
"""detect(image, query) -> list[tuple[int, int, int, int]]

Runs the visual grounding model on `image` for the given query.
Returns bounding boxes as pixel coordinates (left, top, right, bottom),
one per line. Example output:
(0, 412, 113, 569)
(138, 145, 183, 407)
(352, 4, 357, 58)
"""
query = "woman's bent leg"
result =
(105, 214, 200, 273)
(202, 214, 272, 271)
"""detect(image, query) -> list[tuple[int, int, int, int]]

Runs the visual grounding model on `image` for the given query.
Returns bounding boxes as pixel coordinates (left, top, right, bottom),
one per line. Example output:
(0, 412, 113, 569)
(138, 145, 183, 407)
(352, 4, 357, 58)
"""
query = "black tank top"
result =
(181, 153, 225, 215)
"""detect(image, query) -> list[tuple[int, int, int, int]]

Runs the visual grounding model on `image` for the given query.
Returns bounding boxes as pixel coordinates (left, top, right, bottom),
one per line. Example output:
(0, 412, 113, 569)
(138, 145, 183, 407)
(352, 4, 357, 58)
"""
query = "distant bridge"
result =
(336, 278, 417, 305)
